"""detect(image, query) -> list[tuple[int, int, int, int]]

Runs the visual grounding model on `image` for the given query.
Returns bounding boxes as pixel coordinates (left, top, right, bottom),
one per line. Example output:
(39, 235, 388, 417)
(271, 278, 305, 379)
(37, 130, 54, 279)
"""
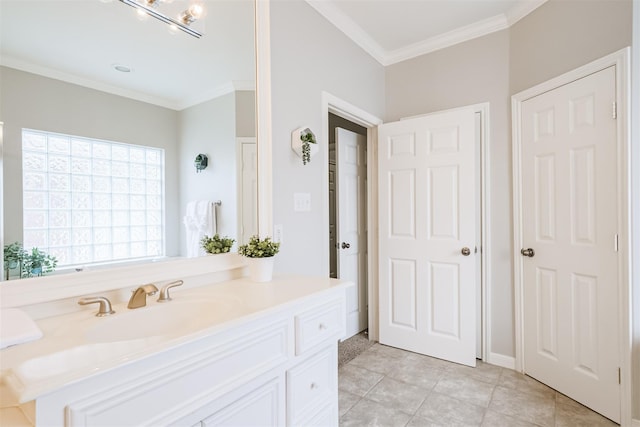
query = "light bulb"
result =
(188, 4, 203, 19)
(180, 3, 203, 25)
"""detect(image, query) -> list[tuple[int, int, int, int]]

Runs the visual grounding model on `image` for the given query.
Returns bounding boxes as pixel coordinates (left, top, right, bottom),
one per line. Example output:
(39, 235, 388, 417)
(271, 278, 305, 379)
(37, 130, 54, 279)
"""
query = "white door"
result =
(378, 108, 476, 367)
(238, 139, 257, 245)
(520, 66, 619, 422)
(336, 128, 368, 339)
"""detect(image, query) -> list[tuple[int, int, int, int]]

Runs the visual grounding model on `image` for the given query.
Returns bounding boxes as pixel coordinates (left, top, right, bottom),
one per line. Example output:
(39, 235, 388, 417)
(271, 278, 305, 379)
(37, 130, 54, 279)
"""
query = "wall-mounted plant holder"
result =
(194, 154, 208, 173)
(291, 127, 318, 165)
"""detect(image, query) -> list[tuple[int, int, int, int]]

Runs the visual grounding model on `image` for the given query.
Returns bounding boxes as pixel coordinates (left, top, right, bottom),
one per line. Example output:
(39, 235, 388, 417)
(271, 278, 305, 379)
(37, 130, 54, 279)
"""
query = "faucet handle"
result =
(78, 296, 115, 317)
(157, 280, 184, 303)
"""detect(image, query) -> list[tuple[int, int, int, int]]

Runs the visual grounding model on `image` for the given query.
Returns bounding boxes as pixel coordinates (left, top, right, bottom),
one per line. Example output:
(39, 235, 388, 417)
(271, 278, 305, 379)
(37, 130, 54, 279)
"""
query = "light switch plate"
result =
(293, 193, 311, 212)
(273, 224, 283, 243)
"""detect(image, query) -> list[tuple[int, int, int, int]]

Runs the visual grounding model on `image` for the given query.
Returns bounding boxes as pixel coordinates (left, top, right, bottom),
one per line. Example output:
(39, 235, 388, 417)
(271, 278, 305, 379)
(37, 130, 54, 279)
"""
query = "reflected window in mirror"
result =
(21, 129, 165, 270)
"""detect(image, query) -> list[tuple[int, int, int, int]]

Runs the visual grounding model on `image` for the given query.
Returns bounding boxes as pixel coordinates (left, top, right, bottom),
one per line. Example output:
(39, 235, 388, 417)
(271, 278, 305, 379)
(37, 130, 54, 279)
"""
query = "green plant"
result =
(22, 247, 58, 278)
(201, 234, 235, 254)
(238, 235, 280, 258)
(300, 128, 317, 165)
(4, 241, 25, 271)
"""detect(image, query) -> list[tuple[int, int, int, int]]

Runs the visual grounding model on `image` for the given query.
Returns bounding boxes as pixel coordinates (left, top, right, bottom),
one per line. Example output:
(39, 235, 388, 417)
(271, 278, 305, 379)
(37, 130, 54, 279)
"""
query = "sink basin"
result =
(85, 298, 239, 343)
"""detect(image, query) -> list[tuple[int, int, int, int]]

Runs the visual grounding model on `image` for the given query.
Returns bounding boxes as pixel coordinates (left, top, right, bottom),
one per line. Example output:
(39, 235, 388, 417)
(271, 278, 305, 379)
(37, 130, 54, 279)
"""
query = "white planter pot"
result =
(245, 257, 275, 282)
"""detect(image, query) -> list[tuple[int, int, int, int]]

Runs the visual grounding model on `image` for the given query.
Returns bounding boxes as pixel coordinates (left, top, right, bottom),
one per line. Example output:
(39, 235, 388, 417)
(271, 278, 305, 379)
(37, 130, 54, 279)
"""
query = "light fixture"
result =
(118, 0, 204, 38)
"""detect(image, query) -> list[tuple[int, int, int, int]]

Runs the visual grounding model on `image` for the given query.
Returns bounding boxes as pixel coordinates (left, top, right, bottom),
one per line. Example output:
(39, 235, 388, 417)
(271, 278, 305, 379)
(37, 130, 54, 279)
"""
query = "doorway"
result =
(329, 113, 369, 339)
(512, 51, 631, 423)
(322, 94, 489, 362)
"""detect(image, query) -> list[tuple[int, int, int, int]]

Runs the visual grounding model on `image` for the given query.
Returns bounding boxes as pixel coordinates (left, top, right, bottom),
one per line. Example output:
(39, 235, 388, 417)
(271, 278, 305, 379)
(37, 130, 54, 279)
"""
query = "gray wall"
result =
(510, 0, 633, 94)
(178, 92, 240, 255)
(235, 90, 257, 138)
(269, 0, 385, 275)
(0, 66, 181, 256)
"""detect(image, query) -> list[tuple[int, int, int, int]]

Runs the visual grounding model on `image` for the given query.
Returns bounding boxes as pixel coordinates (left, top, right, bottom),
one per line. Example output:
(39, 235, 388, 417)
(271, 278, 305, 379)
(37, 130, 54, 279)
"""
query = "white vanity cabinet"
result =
(10, 278, 348, 427)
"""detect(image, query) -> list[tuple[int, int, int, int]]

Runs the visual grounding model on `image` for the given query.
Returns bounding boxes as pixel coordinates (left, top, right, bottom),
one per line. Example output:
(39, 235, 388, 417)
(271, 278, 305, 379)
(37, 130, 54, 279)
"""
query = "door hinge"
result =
(618, 367, 621, 384)
(612, 102, 617, 119)
(614, 234, 619, 252)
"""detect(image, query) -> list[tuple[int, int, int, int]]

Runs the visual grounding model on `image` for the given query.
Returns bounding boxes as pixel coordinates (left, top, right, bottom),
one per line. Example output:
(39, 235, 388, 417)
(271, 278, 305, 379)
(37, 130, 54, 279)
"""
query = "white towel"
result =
(0, 308, 43, 349)
(184, 200, 218, 257)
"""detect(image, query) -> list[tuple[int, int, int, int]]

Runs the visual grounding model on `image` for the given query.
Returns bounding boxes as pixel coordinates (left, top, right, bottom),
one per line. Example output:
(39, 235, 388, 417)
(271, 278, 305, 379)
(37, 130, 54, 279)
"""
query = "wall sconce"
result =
(118, 0, 204, 38)
(194, 154, 208, 173)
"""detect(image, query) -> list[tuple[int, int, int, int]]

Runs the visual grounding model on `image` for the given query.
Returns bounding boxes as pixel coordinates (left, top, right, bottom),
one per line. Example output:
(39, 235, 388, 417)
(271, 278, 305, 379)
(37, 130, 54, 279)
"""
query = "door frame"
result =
(321, 93, 493, 364)
(236, 137, 257, 245)
(511, 48, 631, 425)
(321, 92, 383, 340)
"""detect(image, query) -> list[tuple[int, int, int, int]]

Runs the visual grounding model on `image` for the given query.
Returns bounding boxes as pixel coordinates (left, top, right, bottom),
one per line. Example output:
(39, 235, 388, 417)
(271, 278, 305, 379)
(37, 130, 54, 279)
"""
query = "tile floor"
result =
(338, 343, 618, 427)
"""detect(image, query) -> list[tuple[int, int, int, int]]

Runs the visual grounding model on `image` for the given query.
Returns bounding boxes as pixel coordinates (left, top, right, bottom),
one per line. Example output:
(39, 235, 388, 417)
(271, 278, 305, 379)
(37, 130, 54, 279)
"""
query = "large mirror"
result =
(0, 0, 257, 279)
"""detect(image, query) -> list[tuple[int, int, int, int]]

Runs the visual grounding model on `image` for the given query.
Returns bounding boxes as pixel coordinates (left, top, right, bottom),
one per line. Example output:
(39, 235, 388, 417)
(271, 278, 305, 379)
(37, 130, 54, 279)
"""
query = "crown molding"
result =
(178, 80, 255, 110)
(305, 0, 387, 64)
(305, 0, 548, 66)
(384, 14, 509, 66)
(505, 0, 548, 26)
(1, 57, 255, 111)
(1, 56, 181, 110)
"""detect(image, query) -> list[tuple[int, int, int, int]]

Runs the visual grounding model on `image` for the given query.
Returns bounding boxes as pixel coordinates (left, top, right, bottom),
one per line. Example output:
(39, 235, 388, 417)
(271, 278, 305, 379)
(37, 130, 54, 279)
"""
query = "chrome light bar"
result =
(118, 0, 203, 39)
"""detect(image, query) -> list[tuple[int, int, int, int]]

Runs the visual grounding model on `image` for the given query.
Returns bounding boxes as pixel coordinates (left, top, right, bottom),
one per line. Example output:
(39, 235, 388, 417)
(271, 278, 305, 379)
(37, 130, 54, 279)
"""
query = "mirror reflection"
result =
(0, 0, 257, 279)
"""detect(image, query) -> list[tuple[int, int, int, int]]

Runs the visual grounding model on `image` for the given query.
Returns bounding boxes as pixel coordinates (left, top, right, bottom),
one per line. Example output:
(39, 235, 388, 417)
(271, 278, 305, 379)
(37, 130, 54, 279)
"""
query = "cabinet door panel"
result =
(202, 378, 283, 427)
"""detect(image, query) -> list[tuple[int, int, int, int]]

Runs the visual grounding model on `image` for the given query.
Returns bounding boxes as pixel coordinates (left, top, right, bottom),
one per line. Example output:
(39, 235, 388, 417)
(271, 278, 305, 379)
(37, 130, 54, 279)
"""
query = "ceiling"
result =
(307, 0, 547, 65)
(0, 0, 255, 110)
(0, 0, 547, 108)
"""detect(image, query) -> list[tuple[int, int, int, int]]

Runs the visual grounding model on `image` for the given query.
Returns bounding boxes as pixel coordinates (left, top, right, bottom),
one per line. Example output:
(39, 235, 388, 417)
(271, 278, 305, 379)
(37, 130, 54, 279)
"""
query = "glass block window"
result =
(22, 129, 165, 267)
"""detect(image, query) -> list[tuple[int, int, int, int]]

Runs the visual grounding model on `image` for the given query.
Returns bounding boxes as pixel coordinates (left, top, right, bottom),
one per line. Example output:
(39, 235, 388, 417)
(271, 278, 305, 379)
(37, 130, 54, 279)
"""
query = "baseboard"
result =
(632, 418, 640, 427)
(487, 352, 516, 370)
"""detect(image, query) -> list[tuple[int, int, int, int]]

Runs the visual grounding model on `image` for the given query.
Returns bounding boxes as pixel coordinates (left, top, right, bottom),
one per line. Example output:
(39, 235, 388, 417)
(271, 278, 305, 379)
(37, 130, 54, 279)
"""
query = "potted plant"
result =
(300, 128, 317, 165)
(238, 235, 280, 282)
(4, 242, 25, 280)
(201, 234, 235, 254)
(22, 247, 58, 278)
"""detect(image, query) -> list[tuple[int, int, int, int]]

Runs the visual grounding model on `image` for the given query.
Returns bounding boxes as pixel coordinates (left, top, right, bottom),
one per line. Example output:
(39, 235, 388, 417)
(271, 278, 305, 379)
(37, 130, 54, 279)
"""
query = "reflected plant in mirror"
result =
(0, 0, 258, 281)
(3, 242, 58, 280)
(201, 234, 235, 255)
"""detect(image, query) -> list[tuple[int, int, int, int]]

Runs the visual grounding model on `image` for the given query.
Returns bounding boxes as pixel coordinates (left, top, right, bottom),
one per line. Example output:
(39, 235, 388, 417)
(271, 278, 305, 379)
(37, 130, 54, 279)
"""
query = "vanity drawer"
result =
(286, 348, 336, 426)
(295, 299, 343, 355)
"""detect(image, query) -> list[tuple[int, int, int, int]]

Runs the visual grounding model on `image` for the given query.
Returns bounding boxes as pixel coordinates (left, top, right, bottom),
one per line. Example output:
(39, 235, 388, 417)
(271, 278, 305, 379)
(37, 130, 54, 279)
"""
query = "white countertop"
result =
(0, 275, 352, 405)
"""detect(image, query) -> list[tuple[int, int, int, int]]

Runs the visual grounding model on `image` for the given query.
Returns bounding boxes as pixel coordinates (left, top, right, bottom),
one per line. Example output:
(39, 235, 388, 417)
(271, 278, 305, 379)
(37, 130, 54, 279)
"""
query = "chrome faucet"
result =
(128, 284, 159, 309)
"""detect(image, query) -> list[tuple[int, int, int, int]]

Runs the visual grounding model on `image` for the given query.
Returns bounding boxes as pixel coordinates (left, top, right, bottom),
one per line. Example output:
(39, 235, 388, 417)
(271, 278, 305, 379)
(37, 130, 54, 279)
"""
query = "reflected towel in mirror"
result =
(183, 200, 218, 257)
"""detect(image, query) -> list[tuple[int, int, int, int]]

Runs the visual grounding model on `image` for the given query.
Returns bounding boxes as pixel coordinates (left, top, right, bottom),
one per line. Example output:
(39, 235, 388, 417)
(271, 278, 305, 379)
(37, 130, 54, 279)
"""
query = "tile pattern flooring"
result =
(338, 343, 618, 427)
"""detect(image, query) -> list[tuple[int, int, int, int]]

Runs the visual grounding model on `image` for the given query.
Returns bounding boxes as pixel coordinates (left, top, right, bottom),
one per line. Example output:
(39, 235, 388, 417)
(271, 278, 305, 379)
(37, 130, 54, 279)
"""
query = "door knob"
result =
(521, 248, 535, 257)
(461, 247, 471, 256)
(341, 242, 351, 249)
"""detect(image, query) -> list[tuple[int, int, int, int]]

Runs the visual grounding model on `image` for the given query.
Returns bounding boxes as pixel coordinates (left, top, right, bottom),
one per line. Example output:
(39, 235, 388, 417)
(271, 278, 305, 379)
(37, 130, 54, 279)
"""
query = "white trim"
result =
(0, 56, 252, 112)
(236, 137, 257, 246)
(255, 0, 273, 238)
(488, 352, 516, 370)
(321, 92, 383, 341)
(631, 0, 640, 420)
(511, 48, 632, 426)
(304, 0, 546, 66)
(384, 15, 508, 66)
(505, 0, 547, 26)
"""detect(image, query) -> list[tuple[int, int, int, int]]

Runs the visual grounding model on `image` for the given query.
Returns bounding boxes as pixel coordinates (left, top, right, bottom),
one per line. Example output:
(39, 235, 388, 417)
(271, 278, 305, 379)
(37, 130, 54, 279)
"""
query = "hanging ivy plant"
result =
(300, 129, 317, 165)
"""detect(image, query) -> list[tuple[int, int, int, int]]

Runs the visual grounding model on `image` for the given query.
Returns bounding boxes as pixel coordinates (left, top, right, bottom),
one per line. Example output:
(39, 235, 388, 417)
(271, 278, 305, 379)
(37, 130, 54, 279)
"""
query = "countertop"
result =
(0, 275, 352, 407)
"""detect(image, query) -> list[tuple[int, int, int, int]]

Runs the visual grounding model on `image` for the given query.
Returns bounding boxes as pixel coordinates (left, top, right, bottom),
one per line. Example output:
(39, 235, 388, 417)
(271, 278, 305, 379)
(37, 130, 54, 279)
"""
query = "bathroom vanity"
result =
(0, 256, 351, 426)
